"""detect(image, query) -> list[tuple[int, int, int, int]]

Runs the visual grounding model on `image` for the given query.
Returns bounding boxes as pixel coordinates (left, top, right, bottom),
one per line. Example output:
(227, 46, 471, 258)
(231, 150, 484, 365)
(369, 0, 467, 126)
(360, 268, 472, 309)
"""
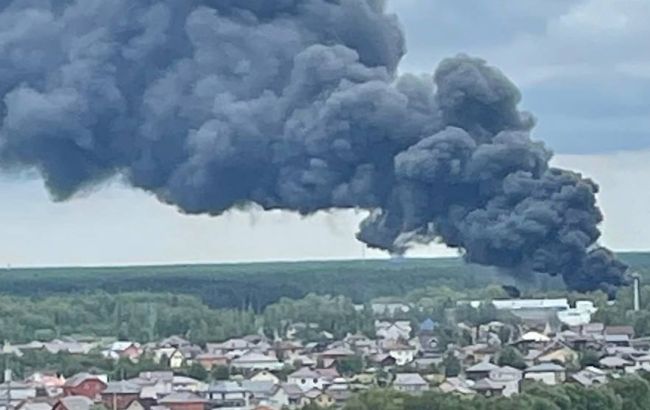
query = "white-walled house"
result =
(288, 368, 327, 392)
(231, 352, 283, 371)
(392, 373, 429, 394)
(524, 363, 566, 385)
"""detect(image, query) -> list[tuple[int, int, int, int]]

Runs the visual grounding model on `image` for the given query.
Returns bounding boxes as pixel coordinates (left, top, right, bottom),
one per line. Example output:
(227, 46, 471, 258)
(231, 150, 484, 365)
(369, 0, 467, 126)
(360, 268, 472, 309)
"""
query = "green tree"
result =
(336, 355, 364, 376)
(211, 365, 230, 381)
(186, 362, 208, 381)
(497, 347, 526, 370)
(442, 353, 461, 377)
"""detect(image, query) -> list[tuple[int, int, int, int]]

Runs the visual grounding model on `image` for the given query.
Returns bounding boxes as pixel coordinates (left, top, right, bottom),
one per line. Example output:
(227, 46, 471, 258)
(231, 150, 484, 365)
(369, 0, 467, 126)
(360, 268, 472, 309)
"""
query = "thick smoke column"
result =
(0, 0, 627, 293)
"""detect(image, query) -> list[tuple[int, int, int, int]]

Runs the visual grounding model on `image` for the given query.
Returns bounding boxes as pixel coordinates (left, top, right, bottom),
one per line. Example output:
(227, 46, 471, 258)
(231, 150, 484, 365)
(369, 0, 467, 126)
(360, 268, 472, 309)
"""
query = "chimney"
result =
(633, 273, 641, 312)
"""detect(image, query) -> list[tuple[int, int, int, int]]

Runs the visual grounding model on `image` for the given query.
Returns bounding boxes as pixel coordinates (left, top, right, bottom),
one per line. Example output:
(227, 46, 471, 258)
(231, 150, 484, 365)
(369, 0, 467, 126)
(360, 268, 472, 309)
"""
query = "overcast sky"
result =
(0, 0, 648, 267)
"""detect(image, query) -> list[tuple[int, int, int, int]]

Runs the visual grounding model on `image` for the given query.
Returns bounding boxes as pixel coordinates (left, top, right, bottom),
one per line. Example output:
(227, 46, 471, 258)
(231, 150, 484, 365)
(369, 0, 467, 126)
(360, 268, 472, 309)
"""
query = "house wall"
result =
(389, 350, 415, 366)
(165, 403, 205, 410)
(288, 376, 325, 392)
(101, 393, 140, 410)
(525, 372, 558, 385)
(170, 353, 185, 369)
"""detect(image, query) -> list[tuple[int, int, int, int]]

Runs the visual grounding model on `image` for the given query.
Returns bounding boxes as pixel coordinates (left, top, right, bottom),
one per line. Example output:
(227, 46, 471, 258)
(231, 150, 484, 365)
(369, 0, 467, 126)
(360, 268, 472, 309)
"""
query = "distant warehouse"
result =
(459, 298, 596, 327)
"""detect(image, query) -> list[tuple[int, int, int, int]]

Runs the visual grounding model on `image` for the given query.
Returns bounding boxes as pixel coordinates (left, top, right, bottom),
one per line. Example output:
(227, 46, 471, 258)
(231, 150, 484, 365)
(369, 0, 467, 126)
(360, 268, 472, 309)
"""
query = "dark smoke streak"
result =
(0, 0, 628, 293)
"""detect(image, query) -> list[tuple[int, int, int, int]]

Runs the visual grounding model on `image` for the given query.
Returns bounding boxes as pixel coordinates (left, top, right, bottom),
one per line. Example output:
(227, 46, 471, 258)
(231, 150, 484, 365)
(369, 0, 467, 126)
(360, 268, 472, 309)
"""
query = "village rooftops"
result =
(525, 363, 565, 373)
(63, 373, 106, 387)
(466, 361, 500, 373)
(393, 373, 428, 386)
(208, 381, 247, 394)
(520, 331, 550, 343)
(56, 396, 94, 410)
(102, 380, 141, 394)
(289, 368, 321, 379)
(472, 378, 505, 392)
(158, 392, 207, 404)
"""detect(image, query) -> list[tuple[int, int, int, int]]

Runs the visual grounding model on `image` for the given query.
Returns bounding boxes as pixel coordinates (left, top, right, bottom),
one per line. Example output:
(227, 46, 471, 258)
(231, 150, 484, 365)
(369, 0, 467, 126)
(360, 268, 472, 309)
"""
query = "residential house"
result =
(172, 376, 206, 393)
(383, 341, 417, 366)
(326, 378, 352, 405)
(250, 371, 280, 384)
(15, 402, 52, 410)
(581, 322, 605, 336)
(605, 326, 635, 339)
(301, 389, 334, 408)
(599, 356, 632, 371)
(205, 382, 251, 408)
(369, 354, 396, 368)
(124, 400, 149, 410)
(535, 342, 578, 365)
(287, 368, 326, 392)
(0, 381, 37, 409)
(392, 373, 429, 394)
(605, 334, 631, 348)
(465, 362, 499, 382)
(207, 339, 253, 358)
(570, 367, 609, 387)
(158, 392, 207, 410)
(106, 342, 141, 361)
(376, 321, 412, 341)
(52, 396, 94, 410)
(319, 347, 355, 368)
(418, 319, 438, 335)
(437, 377, 474, 395)
(280, 384, 304, 408)
(241, 381, 288, 409)
(62, 373, 107, 399)
(231, 352, 283, 372)
(159, 336, 191, 349)
(472, 379, 505, 397)
(153, 348, 185, 369)
(128, 372, 173, 399)
(100, 381, 141, 410)
(524, 363, 566, 385)
(194, 353, 228, 371)
(488, 366, 522, 397)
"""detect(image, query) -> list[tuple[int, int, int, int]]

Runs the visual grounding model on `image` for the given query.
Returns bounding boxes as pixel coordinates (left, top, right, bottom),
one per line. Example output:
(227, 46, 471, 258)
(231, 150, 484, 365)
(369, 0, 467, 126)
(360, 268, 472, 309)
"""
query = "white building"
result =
(231, 352, 283, 371)
(288, 368, 327, 392)
(392, 373, 429, 394)
(524, 363, 566, 385)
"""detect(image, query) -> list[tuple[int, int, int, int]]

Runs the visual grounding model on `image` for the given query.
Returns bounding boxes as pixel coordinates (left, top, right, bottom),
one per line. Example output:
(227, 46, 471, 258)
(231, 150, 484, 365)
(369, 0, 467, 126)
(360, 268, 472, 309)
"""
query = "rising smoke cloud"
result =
(0, 0, 628, 293)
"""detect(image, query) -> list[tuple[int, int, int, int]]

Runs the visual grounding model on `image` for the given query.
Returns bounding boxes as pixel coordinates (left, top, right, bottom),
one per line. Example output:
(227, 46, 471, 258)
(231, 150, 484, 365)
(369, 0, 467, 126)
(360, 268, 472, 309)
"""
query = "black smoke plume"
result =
(0, 0, 628, 293)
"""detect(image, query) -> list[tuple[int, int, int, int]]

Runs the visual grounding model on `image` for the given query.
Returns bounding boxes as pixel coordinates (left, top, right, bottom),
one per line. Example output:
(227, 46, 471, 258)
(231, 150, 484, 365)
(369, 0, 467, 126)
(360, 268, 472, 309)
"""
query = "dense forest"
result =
(1, 253, 647, 310)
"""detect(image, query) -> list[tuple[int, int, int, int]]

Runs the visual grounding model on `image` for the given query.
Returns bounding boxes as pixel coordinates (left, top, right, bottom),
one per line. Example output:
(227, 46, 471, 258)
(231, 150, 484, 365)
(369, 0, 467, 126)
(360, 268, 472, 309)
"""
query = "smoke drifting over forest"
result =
(0, 0, 628, 293)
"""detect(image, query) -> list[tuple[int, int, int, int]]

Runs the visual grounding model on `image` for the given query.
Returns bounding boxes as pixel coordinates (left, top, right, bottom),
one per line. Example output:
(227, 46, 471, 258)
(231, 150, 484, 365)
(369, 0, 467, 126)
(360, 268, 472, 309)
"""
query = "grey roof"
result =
(158, 392, 207, 404)
(525, 363, 565, 373)
(208, 381, 246, 394)
(58, 396, 94, 410)
(240, 381, 277, 396)
(466, 361, 499, 373)
(472, 378, 504, 391)
(599, 356, 632, 368)
(281, 383, 304, 399)
(103, 381, 141, 394)
(289, 367, 321, 379)
(64, 373, 106, 388)
(393, 373, 428, 386)
(19, 403, 52, 410)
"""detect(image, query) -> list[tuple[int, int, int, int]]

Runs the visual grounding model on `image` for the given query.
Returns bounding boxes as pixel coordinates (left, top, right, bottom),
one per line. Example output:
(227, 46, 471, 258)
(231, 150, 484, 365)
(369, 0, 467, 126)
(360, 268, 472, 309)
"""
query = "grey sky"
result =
(0, 0, 648, 267)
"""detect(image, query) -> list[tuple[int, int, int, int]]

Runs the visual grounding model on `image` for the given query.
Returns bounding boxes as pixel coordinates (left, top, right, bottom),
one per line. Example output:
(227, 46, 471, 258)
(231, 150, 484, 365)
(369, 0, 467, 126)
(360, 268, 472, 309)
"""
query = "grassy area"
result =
(0, 252, 647, 309)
